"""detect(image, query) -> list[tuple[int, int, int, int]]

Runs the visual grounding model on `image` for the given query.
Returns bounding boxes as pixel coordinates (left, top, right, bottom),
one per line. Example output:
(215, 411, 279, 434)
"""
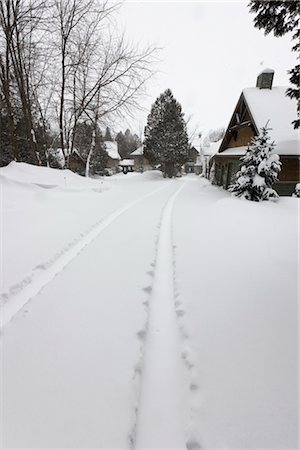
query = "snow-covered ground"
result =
(0, 163, 298, 449)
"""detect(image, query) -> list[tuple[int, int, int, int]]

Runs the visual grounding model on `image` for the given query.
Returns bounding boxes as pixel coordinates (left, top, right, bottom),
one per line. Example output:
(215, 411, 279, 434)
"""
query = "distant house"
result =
(119, 159, 134, 174)
(184, 145, 199, 173)
(68, 150, 86, 175)
(201, 140, 222, 178)
(212, 69, 299, 195)
(104, 141, 120, 173)
(189, 138, 221, 176)
(131, 146, 151, 172)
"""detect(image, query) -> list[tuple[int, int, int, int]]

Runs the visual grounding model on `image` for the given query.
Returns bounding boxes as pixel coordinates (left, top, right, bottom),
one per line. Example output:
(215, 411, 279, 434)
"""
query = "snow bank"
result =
(173, 180, 298, 448)
(0, 161, 103, 190)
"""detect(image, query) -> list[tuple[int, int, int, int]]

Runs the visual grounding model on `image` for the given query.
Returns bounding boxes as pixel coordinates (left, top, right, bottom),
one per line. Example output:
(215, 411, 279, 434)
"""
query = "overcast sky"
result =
(115, 0, 297, 141)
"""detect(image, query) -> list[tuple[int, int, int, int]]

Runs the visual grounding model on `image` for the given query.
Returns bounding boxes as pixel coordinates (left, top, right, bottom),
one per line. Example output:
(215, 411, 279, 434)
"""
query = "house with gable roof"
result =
(212, 69, 299, 195)
(104, 141, 120, 173)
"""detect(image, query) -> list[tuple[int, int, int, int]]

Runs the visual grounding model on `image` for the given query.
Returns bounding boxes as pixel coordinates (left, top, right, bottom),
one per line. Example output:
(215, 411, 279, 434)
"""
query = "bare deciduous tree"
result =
(0, 0, 158, 168)
(0, 0, 48, 164)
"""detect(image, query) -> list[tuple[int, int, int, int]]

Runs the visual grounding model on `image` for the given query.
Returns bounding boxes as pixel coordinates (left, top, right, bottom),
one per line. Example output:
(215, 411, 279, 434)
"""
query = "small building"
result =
(190, 137, 221, 176)
(119, 159, 134, 174)
(184, 146, 199, 173)
(47, 147, 86, 175)
(68, 150, 86, 175)
(131, 146, 151, 172)
(104, 141, 120, 173)
(212, 69, 299, 195)
(201, 140, 221, 178)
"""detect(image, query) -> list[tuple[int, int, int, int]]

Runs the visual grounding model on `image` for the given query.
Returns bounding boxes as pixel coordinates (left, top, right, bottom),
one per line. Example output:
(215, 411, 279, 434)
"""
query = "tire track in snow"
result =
(0, 182, 171, 328)
(134, 182, 188, 450)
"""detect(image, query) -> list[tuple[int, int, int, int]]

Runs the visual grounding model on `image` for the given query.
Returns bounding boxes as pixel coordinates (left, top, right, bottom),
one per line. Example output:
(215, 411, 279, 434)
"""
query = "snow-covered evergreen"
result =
(229, 125, 281, 201)
(144, 89, 189, 178)
(293, 183, 300, 197)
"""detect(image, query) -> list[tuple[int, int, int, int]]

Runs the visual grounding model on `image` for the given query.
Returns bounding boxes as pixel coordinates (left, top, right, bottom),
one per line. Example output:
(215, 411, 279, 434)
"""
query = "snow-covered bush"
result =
(293, 183, 300, 197)
(229, 125, 281, 201)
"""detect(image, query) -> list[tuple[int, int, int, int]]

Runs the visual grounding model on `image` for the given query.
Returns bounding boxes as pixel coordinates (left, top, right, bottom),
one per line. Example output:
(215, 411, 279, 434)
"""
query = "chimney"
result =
(256, 68, 274, 89)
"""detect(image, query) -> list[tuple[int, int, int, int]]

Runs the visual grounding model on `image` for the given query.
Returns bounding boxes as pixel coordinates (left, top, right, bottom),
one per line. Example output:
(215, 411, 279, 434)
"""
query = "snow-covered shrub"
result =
(229, 125, 281, 201)
(293, 183, 300, 197)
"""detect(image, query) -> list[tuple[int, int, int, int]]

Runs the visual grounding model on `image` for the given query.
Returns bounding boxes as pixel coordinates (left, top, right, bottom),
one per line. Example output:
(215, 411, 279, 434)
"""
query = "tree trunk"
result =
(59, 38, 67, 166)
(85, 127, 96, 177)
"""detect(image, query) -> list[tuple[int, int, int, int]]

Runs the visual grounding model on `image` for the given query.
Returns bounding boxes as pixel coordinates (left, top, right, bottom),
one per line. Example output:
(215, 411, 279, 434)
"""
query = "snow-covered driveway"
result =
(1, 164, 298, 449)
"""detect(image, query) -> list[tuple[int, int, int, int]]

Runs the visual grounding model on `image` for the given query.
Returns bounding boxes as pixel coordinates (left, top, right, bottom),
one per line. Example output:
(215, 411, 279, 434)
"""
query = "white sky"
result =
(115, 0, 297, 140)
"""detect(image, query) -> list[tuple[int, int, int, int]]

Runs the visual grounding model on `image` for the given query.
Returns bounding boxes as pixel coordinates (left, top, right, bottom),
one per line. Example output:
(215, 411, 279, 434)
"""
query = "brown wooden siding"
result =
(69, 154, 85, 174)
(279, 157, 300, 182)
(227, 126, 254, 149)
(213, 154, 299, 195)
(213, 156, 241, 188)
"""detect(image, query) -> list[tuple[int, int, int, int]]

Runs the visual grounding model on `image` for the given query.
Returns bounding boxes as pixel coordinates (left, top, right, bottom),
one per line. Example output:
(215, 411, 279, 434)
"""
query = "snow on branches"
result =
(230, 125, 281, 201)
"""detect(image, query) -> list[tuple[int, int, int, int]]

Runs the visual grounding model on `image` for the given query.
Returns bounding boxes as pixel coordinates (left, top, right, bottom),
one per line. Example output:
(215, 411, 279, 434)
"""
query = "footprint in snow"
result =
(136, 329, 147, 341)
(142, 286, 152, 294)
(186, 439, 202, 450)
(176, 309, 185, 317)
(142, 299, 149, 308)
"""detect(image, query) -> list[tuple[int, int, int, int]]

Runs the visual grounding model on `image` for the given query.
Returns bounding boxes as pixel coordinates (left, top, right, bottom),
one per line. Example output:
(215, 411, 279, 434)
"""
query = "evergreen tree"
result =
(115, 131, 125, 157)
(229, 126, 281, 201)
(116, 129, 141, 158)
(90, 132, 108, 175)
(249, 1, 300, 128)
(104, 127, 113, 141)
(293, 183, 300, 198)
(144, 89, 189, 177)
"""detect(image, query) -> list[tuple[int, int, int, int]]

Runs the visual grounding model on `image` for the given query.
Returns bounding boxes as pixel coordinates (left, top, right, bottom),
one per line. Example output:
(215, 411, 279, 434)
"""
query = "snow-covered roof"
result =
(217, 146, 248, 156)
(119, 159, 134, 166)
(131, 146, 143, 156)
(191, 137, 201, 150)
(243, 87, 299, 156)
(202, 140, 221, 157)
(104, 141, 120, 160)
(259, 68, 274, 75)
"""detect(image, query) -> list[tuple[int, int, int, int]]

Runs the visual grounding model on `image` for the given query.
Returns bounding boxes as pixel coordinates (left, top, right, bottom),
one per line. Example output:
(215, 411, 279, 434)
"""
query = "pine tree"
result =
(144, 89, 189, 178)
(115, 129, 141, 158)
(104, 127, 113, 141)
(249, 1, 300, 128)
(293, 183, 300, 198)
(229, 126, 281, 201)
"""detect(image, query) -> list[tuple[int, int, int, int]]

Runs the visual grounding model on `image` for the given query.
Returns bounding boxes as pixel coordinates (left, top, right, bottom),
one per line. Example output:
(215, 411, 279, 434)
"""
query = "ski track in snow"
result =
(130, 182, 201, 450)
(0, 182, 171, 328)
